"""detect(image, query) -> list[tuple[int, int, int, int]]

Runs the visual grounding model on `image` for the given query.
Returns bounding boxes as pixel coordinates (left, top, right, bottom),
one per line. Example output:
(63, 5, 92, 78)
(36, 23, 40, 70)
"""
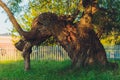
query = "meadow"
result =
(0, 60, 120, 80)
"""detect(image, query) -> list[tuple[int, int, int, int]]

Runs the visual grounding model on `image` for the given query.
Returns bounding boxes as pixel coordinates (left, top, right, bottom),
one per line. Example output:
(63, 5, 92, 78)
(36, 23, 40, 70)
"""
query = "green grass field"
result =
(0, 60, 120, 80)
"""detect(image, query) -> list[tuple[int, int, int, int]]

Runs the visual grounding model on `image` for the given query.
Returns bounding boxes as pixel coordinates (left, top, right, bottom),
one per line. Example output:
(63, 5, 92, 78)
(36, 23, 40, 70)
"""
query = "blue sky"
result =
(0, 0, 28, 34)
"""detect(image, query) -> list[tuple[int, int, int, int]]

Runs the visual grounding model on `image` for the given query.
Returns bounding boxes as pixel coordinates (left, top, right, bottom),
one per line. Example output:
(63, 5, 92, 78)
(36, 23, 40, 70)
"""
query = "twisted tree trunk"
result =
(0, 0, 118, 71)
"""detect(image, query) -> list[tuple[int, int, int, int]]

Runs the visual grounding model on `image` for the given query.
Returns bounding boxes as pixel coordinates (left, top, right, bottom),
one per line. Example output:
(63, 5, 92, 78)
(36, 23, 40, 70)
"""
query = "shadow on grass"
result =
(0, 60, 120, 80)
(44, 60, 120, 80)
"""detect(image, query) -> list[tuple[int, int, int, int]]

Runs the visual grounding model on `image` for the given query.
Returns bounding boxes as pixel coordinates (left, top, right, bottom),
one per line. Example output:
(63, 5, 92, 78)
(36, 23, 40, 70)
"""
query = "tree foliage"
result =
(5, 0, 120, 45)
(6, 0, 22, 15)
(1, 0, 119, 70)
(94, 0, 120, 45)
(93, 0, 120, 33)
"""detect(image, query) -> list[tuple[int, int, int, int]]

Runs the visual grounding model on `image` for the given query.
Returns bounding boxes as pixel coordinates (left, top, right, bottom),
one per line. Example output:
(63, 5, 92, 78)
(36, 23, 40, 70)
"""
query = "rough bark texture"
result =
(0, 0, 118, 71)
(15, 12, 117, 70)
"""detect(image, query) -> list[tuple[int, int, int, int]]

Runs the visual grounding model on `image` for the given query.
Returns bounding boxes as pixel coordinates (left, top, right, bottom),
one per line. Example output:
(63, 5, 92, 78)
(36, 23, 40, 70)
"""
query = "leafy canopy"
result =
(4, 0, 120, 45)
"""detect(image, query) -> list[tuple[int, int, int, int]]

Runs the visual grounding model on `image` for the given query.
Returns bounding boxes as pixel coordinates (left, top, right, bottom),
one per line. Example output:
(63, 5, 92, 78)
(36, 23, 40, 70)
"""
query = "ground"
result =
(0, 60, 120, 80)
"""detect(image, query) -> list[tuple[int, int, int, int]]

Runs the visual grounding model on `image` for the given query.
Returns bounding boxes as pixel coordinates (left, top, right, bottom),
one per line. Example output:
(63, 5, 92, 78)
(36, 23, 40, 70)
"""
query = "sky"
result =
(0, 7, 12, 34)
(0, 0, 28, 34)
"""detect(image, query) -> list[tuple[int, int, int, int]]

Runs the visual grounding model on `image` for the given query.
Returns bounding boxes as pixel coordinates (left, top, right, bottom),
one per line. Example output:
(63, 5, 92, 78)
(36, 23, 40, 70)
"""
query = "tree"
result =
(0, 0, 118, 71)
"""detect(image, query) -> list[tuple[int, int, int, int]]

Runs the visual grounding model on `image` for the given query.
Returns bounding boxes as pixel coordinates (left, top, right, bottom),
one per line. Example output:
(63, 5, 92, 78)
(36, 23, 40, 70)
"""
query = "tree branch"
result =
(0, 0, 25, 36)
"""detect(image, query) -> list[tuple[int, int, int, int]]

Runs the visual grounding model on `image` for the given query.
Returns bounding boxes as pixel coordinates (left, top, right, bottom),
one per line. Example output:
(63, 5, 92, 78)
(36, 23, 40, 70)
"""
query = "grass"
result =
(0, 60, 120, 80)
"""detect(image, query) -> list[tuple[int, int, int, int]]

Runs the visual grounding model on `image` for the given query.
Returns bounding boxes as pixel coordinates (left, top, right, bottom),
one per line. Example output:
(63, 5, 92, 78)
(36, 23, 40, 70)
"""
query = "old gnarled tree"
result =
(0, 0, 118, 71)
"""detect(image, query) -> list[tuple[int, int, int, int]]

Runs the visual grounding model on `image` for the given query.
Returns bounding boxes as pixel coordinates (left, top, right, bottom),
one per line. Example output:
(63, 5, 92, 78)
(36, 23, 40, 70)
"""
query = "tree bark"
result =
(22, 42, 32, 71)
(24, 52, 30, 71)
(0, 0, 24, 36)
(0, 0, 38, 40)
(0, 0, 118, 70)
(15, 11, 118, 70)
